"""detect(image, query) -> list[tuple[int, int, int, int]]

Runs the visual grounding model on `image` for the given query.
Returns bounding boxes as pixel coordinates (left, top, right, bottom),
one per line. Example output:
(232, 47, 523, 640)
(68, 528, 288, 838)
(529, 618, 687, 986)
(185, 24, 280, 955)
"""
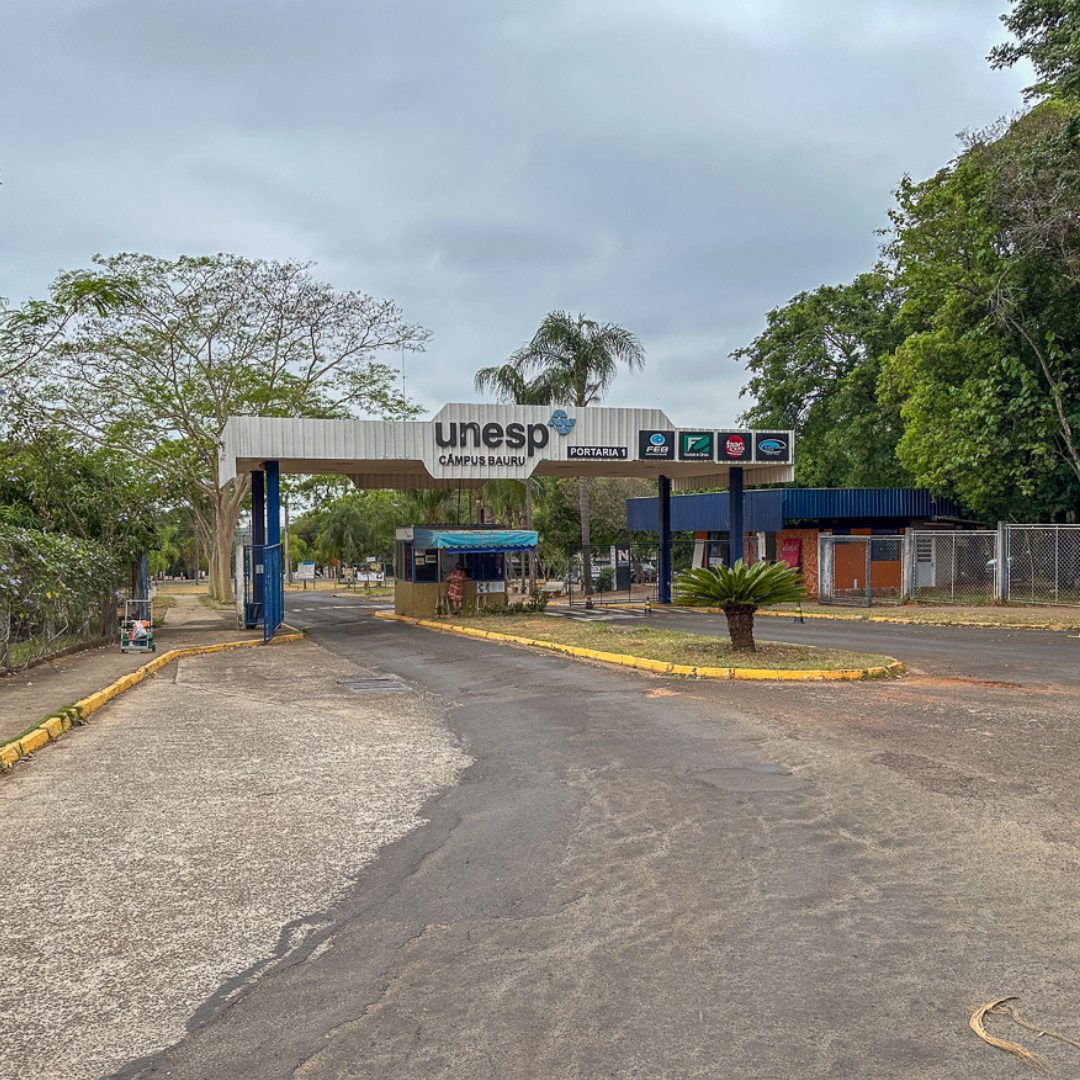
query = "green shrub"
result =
(676, 559, 805, 652)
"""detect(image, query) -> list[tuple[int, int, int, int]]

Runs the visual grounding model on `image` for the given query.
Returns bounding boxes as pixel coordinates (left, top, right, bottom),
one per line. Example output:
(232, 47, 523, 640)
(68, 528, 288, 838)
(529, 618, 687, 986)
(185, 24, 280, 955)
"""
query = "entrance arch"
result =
(219, 405, 795, 634)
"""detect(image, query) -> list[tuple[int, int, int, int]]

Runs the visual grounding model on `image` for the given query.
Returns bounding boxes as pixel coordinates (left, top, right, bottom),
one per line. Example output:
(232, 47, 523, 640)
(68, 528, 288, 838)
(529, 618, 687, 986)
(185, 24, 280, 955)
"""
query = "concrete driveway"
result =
(4, 594, 1080, 1078)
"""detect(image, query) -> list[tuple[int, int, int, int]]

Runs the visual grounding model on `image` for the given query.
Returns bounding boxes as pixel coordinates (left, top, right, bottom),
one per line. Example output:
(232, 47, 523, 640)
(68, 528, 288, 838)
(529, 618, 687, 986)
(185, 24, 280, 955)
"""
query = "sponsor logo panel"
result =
(754, 432, 791, 462)
(716, 431, 752, 462)
(678, 431, 714, 461)
(637, 430, 675, 460)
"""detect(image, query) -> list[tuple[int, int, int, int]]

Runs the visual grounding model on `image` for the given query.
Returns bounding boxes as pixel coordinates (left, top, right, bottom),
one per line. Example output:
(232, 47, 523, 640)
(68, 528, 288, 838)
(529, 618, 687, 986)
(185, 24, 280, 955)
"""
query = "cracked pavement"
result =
(4, 594, 1080, 1078)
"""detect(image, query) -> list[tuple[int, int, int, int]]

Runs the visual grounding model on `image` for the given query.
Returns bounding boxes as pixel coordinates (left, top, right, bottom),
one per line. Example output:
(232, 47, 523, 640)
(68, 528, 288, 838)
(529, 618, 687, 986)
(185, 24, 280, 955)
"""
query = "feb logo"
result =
(548, 409, 576, 435)
(725, 435, 745, 457)
(649, 433, 665, 447)
(758, 438, 787, 456)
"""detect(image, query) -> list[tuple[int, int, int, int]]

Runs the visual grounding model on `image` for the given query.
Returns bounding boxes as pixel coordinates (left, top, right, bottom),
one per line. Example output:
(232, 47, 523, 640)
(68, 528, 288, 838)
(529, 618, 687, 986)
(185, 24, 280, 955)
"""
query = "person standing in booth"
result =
(447, 560, 469, 614)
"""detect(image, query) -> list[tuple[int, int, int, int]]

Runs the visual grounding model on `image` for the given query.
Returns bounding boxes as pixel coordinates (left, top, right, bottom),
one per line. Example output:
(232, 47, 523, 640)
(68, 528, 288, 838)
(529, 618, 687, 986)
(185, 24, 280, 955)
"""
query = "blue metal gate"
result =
(262, 544, 284, 641)
(240, 543, 284, 640)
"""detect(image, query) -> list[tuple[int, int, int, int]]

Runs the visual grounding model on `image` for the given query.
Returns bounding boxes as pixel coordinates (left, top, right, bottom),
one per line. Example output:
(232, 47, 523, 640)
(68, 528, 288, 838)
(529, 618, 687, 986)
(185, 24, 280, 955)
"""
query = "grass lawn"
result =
(152, 595, 177, 624)
(447, 614, 896, 671)
(3, 634, 88, 672)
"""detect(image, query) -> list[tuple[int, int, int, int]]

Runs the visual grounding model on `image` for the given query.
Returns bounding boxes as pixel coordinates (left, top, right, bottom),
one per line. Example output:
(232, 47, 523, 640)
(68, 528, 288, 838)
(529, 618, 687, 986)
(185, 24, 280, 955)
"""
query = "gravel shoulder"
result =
(0, 638, 468, 1080)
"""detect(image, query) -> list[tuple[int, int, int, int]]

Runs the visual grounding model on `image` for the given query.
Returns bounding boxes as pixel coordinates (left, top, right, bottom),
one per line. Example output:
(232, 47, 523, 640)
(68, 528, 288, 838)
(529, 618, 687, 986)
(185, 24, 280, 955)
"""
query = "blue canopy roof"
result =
(411, 528, 539, 553)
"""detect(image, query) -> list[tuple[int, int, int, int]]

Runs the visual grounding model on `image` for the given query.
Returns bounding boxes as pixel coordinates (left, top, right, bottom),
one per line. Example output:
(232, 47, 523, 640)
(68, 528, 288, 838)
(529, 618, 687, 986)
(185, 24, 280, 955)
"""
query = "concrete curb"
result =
(373, 611, 905, 683)
(0, 630, 304, 774)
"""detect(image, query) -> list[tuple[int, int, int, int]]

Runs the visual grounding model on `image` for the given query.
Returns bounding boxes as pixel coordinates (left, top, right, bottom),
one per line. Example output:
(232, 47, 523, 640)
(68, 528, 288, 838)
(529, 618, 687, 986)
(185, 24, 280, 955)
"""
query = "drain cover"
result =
(336, 677, 411, 693)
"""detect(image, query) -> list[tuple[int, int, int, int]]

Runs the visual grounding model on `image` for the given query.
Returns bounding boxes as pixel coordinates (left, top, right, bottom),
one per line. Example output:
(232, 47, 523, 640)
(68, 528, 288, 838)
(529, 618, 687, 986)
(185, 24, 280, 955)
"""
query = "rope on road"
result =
(969, 996, 1080, 1072)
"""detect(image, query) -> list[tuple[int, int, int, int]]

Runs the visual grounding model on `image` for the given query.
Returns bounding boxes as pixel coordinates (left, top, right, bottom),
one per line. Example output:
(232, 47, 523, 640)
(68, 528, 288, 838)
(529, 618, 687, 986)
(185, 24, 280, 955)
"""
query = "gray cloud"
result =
(1, 0, 1029, 425)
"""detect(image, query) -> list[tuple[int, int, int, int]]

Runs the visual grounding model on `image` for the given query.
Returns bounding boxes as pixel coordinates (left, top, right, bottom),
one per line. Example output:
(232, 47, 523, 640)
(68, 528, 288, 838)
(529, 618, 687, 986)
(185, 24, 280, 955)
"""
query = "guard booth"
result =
(393, 527, 539, 617)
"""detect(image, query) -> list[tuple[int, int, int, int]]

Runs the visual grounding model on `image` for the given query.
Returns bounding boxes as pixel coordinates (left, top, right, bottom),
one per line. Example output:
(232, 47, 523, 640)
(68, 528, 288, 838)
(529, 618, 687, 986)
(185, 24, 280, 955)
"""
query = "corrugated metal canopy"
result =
(626, 487, 968, 531)
(218, 412, 796, 489)
(627, 491, 785, 532)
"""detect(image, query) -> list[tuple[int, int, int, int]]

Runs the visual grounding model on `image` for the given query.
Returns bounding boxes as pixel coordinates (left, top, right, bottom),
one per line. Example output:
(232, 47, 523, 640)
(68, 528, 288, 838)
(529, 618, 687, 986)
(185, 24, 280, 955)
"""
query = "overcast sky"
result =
(1, 0, 1029, 424)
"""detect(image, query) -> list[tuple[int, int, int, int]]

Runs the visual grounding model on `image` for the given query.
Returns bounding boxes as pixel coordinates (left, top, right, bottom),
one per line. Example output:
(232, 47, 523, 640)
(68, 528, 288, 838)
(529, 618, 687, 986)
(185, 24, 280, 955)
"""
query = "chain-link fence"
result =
(0, 526, 123, 673)
(563, 540, 696, 606)
(905, 530, 997, 605)
(818, 535, 904, 606)
(1006, 525, 1080, 605)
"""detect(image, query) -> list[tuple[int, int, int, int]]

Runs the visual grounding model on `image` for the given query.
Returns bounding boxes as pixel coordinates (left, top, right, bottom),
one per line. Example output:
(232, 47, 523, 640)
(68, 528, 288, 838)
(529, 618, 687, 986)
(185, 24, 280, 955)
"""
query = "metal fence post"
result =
(996, 522, 1008, 602)
(901, 531, 914, 601)
(865, 538, 872, 608)
(817, 533, 825, 603)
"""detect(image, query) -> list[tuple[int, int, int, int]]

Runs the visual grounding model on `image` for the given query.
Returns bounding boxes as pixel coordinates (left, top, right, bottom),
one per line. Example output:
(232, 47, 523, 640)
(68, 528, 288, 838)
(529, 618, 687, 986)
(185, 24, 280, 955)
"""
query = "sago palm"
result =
(676, 560, 806, 653)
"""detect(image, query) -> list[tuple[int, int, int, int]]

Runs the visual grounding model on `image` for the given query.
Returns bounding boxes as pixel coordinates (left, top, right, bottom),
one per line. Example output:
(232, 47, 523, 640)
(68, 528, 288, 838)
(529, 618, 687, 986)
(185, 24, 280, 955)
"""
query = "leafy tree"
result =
(675, 560, 806, 652)
(505, 312, 645, 594)
(735, 272, 911, 487)
(0, 427, 159, 556)
(990, 0, 1080, 100)
(0, 275, 135, 384)
(17, 254, 426, 600)
(881, 105, 1080, 518)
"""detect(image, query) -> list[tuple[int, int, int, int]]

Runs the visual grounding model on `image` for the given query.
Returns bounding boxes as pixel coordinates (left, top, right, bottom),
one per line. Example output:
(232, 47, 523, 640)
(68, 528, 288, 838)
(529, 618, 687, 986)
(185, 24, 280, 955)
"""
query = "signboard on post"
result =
(297, 562, 316, 581)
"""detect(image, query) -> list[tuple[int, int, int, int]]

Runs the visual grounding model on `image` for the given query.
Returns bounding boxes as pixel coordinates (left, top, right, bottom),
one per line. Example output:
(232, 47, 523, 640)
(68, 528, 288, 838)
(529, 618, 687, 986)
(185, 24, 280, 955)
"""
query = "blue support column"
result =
(264, 460, 283, 637)
(658, 474, 672, 605)
(729, 467, 744, 566)
(265, 461, 280, 547)
(251, 469, 265, 617)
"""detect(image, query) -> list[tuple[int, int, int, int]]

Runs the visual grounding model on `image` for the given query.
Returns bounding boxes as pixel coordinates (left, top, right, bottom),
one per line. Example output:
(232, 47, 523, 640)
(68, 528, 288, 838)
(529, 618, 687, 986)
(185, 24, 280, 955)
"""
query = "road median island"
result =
(0, 628, 304, 774)
(566, 599, 1080, 632)
(373, 612, 904, 682)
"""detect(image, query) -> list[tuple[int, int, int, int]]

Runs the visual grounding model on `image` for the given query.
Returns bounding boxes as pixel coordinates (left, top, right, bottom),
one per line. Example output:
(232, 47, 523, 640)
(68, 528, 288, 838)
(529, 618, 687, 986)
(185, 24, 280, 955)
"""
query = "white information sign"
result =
(297, 561, 316, 581)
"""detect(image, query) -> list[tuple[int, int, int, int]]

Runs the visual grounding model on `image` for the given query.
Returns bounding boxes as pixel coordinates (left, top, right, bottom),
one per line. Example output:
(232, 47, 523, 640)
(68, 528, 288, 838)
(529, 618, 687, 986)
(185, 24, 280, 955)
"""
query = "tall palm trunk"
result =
(525, 478, 536, 595)
(578, 475, 593, 597)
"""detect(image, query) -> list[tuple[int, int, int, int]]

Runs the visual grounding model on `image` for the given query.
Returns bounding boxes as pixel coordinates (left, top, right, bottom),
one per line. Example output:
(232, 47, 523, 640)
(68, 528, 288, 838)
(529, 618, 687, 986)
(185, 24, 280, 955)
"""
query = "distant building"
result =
(626, 487, 979, 595)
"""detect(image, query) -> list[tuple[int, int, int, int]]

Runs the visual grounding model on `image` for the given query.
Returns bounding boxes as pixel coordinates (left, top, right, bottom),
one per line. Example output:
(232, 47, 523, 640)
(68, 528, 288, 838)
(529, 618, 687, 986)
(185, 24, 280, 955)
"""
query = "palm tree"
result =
(149, 522, 184, 578)
(676, 560, 806, 652)
(506, 312, 645, 596)
(474, 363, 559, 594)
(398, 488, 455, 526)
(315, 498, 368, 581)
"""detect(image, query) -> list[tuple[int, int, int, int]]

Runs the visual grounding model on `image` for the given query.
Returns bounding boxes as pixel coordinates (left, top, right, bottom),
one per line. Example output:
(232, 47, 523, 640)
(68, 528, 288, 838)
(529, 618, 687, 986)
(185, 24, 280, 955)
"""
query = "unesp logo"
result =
(548, 409, 576, 435)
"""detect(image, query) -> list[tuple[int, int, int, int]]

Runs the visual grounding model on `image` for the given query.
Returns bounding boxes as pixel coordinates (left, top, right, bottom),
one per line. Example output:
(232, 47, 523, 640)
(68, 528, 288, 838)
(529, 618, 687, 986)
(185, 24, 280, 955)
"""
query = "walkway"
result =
(0, 593, 258, 743)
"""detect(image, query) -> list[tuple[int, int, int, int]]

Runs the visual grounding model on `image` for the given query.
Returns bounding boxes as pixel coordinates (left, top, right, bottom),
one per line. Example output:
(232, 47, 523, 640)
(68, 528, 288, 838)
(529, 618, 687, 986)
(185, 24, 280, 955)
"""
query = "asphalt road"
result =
(110, 592, 1080, 1079)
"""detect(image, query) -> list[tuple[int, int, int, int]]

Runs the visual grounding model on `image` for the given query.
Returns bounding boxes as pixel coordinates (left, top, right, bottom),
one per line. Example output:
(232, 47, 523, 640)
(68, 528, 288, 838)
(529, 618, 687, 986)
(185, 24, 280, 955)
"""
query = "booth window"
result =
(414, 548, 439, 583)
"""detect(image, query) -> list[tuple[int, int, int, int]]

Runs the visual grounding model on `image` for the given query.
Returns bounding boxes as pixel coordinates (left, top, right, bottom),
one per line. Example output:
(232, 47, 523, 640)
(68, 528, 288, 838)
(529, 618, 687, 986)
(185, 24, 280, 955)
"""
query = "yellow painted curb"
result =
(664, 604, 1078, 632)
(0, 629, 305, 774)
(373, 611, 905, 682)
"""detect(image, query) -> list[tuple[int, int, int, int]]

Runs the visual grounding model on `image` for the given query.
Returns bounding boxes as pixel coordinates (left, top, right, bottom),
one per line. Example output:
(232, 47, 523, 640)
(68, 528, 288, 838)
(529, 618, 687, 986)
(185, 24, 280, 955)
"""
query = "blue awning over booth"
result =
(411, 528, 539, 553)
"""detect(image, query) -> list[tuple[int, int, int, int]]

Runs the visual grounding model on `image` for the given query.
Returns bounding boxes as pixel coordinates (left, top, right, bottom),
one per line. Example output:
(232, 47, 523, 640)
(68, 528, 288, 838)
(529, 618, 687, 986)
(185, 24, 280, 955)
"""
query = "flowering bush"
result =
(0, 526, 123, 670)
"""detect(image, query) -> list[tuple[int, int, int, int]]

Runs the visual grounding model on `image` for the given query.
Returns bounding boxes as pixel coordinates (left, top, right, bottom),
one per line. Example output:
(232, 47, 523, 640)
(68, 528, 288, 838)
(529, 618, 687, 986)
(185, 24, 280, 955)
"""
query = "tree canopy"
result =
(8, 253, 424, 598)
(735, 13, 1080, 520)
